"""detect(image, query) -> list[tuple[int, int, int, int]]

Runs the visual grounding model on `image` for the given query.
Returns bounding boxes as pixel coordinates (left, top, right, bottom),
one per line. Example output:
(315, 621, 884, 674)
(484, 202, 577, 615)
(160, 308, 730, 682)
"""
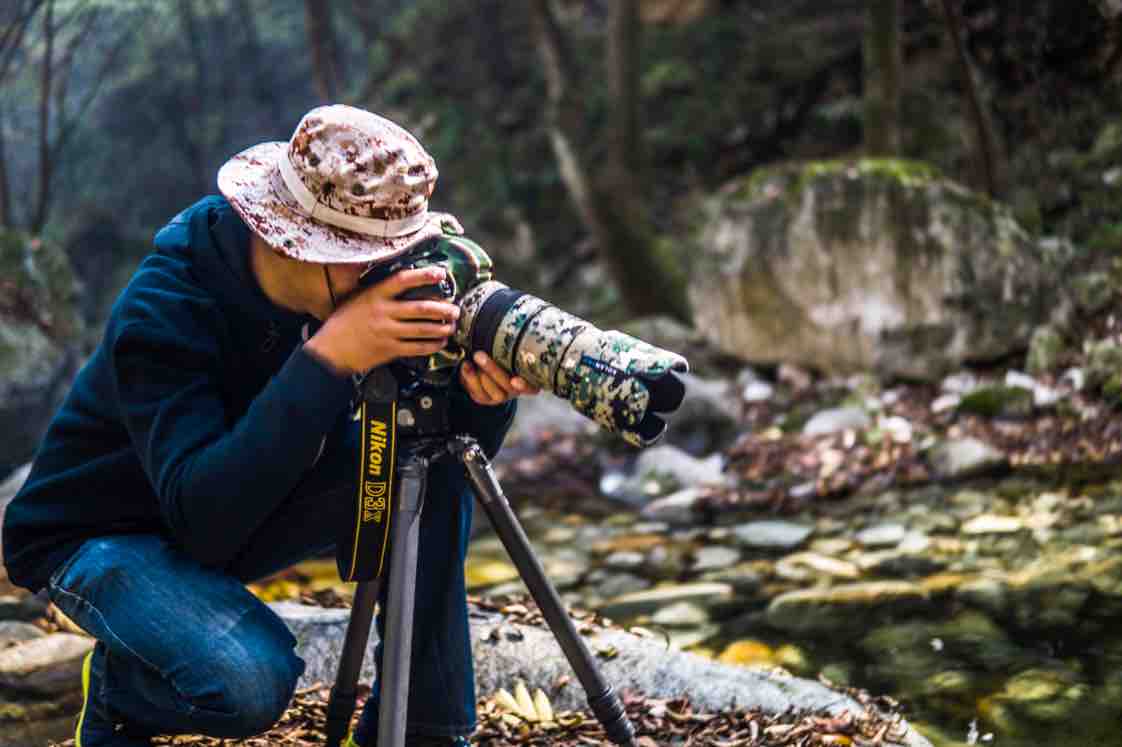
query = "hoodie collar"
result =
(156, 196, 317, 346)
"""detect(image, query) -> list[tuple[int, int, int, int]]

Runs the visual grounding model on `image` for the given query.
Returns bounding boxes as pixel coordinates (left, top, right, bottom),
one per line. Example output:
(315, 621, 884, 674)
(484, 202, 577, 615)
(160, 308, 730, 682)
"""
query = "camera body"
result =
(358, 231, 687, 447)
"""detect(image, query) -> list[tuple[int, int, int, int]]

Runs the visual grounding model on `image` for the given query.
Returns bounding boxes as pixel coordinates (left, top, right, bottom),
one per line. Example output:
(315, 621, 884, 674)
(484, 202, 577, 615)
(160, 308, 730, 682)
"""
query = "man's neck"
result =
(248, 234, 329, 319)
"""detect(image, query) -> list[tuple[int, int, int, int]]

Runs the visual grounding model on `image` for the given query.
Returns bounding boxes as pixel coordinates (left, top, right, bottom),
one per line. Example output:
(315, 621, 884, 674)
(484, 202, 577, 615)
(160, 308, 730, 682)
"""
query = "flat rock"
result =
(766, 581, 930, 636)
(0, 593, 49, 623)
(0, 632, 93, 695)
(0, 621, 46, 648)
(596, 582, 734, 620)
(270, 602, 932, 747)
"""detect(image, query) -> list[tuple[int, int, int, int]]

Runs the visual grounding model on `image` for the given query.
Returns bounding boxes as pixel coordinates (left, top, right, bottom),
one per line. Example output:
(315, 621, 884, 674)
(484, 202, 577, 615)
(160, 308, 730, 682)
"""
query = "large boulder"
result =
(689, 159, 1069, 380)
(0, 230, 83, 477)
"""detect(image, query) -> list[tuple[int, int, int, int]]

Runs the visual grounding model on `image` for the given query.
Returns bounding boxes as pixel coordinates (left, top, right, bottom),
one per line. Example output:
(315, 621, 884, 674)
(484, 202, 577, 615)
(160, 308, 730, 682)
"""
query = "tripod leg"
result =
(377, 457, 428, 747)
(452, 438, 638, 747)
(325, 577, 382, 747)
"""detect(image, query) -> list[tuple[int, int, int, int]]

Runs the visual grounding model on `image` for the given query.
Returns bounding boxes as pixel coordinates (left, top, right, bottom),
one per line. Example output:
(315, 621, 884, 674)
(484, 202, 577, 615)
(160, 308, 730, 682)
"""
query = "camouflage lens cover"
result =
(558, 329, 689, 446)
(512, 304, 589, 392)
(454, 280, 506, 350)
(491, 294, 550, 372)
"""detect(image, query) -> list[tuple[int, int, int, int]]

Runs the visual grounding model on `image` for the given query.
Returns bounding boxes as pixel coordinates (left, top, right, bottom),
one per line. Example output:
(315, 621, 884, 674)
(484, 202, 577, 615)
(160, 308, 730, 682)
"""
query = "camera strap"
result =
(337, 372, 399, 582)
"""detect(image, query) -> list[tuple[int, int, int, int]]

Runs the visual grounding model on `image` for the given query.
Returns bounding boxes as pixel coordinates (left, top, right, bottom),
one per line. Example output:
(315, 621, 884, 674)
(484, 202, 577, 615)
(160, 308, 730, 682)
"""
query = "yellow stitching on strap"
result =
(346, 401, 367, 581)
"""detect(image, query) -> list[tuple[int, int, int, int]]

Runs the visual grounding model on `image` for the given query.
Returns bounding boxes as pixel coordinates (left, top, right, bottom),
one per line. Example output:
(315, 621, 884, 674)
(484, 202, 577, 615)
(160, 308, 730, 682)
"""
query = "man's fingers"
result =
(392, 319, 456, 340)
(399, 339, 448, 357)
(510, 377, 540, 395)
(377, 267, 446, 298)
(391, 300, 460, 323)
(471, 351, 516, 395)
(460, 360, 498, 403)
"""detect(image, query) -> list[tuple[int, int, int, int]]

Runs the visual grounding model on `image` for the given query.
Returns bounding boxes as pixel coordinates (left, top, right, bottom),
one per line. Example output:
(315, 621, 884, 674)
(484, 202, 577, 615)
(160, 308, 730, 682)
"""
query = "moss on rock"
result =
(0, 228, 82, 344)
(957, 385, 1034, 418)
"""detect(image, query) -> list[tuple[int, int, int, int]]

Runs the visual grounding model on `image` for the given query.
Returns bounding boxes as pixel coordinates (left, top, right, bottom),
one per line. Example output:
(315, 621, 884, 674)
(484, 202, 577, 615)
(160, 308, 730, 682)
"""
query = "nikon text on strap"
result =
(338, 370, 399, 582)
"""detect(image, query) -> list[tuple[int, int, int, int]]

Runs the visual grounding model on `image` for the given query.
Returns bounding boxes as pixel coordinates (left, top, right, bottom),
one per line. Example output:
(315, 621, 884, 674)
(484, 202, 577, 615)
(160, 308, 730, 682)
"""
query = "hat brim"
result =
(217, 142, 457, 264)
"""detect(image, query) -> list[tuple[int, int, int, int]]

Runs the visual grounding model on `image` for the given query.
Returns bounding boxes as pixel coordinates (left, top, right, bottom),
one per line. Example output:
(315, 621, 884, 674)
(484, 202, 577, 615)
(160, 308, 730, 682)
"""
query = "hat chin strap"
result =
(278, 154, 429, 239)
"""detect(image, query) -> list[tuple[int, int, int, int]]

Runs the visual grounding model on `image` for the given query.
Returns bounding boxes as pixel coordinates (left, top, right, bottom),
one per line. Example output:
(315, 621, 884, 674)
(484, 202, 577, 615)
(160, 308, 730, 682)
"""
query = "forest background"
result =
(2, 2, 1122, 746)
(2, 0, 1119, 346)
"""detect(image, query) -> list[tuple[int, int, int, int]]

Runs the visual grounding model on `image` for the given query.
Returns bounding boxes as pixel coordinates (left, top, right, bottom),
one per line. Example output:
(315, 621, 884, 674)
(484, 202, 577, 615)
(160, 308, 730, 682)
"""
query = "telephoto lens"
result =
(359, 233, 689, 446)
(455, 280, 688, 447)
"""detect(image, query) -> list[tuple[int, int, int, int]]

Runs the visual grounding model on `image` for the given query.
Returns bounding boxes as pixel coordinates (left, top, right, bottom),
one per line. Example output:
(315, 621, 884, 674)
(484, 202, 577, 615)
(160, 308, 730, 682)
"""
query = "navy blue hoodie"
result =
(2, 196, 515, 593)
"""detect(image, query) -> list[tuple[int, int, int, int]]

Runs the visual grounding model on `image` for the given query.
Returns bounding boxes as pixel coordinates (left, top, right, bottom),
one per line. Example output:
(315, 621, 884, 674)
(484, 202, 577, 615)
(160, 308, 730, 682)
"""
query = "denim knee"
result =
(200, 641, 306, 737)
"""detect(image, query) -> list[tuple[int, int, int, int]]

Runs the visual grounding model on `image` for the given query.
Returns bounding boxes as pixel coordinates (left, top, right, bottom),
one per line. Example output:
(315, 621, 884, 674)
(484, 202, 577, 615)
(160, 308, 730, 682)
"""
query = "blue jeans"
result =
(44, 432, 478, 741)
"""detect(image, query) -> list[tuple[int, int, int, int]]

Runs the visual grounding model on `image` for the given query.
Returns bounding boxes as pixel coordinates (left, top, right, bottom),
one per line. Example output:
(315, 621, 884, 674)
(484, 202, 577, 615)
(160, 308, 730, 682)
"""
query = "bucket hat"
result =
(217, 104, 462, 264)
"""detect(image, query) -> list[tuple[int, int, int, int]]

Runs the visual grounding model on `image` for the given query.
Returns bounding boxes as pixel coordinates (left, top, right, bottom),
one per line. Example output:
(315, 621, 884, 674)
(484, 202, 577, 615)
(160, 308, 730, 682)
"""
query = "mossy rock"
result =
(1026, 326, 1065, 375)
(0, 228, 82, 343)
(692, 159, 1064, 380)
(957, 385, 1034, 418)
(1087, 340, 1122, 390)
(1103, 373, 1122, 408)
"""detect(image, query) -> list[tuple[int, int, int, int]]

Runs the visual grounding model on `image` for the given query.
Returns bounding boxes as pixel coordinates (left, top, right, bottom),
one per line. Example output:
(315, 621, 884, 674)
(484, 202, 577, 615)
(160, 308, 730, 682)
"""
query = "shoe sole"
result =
(76, 649, 94, 747)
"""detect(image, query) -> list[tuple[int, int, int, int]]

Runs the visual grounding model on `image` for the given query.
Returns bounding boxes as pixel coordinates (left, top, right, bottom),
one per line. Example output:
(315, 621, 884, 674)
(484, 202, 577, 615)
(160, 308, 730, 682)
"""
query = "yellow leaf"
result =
(533, 688, 554, 723)
(514, 680, 536, 721)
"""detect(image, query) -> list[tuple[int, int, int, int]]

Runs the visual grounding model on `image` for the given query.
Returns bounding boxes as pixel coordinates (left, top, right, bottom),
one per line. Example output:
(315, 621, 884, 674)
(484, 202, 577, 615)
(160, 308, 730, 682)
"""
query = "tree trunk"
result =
(304, 0, 341, 102)
(939, 0, 1000, 198)
(234, 0, 283, 123)
(31, 0, 53, 233)
(0, 104, 10, 228)
(863, 0, 900, 155)
(530, 0, 690, 323)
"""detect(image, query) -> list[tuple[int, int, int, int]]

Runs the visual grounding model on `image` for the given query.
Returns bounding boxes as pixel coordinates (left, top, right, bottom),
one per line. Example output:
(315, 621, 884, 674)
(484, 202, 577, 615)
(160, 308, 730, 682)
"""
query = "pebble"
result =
(691, 546, 741, 572)
(928, 438, 1007, 479)
(639, 487, 705, 525)
(962, 515, 1025, 535)
(855, 523, 908, 548)
(603, 550, 646, 570)
(650, 601, 711, 627)
(598, 582, 734, 620)
(775, 552, 860, 581)
(732, 521, 814, 550)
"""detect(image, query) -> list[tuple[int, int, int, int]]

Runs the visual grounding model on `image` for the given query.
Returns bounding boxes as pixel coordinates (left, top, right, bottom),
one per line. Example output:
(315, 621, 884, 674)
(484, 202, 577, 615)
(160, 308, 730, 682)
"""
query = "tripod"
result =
(322, 430, 639, 747)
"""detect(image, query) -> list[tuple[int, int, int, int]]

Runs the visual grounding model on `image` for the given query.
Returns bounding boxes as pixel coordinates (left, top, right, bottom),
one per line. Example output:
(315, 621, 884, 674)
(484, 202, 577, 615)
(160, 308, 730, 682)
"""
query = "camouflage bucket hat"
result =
(217, 104, 462, 264)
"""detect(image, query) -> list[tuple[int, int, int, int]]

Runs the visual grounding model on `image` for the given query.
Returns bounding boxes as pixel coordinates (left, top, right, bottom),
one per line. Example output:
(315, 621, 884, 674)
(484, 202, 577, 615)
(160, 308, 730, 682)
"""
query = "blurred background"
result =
(2, 1, 1122, 746)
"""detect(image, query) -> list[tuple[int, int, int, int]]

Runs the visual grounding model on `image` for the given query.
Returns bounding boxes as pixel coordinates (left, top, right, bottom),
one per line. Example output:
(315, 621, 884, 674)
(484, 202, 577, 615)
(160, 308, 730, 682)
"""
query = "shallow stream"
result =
(465, 477, 1122, 747)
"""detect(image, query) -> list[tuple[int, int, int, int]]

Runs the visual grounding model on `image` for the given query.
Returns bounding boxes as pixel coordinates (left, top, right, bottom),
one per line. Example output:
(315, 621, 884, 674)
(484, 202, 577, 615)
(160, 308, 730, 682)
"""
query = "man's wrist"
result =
(303, 335, 354, 377)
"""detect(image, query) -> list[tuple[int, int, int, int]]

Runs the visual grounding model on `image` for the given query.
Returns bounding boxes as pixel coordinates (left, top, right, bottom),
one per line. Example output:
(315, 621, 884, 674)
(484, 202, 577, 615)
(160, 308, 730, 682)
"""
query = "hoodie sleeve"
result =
(110, 315, 354, 570)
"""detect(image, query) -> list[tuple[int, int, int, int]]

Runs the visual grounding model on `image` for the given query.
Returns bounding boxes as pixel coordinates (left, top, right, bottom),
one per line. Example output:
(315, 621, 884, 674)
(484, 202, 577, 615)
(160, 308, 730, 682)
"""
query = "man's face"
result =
(324, 262, 375, 307)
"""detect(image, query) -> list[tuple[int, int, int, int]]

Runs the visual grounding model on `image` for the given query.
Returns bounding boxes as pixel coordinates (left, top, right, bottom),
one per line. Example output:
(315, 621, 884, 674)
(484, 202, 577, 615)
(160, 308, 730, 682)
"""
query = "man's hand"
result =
(460, 350, 540, 406)
(305, 267, 459, 375)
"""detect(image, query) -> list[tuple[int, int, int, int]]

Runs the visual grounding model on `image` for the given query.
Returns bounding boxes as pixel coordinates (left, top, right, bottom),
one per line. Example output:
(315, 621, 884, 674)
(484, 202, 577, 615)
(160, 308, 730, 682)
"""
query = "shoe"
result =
(75, 646, 152, 747)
